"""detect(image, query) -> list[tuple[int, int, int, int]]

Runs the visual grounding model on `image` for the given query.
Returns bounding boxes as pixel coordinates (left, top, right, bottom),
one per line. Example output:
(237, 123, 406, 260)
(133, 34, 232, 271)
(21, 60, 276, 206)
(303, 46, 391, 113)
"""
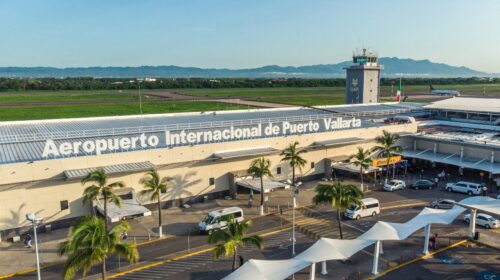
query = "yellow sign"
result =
(372, 156, 402, 167)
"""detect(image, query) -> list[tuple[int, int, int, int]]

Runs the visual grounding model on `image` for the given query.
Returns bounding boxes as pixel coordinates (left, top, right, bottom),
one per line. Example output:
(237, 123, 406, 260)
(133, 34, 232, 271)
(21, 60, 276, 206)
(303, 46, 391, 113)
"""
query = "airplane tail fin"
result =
(429, 85, 435, 91)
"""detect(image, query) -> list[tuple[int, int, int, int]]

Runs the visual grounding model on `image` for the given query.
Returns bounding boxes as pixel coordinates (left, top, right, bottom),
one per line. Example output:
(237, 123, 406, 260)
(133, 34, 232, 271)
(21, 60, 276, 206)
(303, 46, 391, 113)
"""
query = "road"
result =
(9, 184, 499, 280)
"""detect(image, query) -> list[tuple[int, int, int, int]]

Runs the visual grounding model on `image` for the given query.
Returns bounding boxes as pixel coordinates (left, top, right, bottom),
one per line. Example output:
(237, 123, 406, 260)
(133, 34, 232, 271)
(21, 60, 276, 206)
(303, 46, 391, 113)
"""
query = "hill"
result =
(0, 57, 490, 78)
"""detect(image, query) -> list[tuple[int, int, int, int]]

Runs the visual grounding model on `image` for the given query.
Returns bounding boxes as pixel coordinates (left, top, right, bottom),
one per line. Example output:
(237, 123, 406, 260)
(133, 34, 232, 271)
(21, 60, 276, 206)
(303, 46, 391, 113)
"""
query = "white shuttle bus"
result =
(198, 207, 244, 234)
(344, 198, 380, 220)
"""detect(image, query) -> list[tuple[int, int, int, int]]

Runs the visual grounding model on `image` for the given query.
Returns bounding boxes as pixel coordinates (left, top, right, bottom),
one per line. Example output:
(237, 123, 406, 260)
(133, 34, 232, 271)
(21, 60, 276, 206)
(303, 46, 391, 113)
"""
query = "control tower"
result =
(344, 49, 381, 104)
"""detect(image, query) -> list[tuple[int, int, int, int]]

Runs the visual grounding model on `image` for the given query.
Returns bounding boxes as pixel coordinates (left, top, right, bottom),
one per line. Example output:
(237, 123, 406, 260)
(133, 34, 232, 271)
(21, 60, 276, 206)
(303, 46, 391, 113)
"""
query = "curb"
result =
(365, 239, 467, 280)
(107, 226, 292, 279)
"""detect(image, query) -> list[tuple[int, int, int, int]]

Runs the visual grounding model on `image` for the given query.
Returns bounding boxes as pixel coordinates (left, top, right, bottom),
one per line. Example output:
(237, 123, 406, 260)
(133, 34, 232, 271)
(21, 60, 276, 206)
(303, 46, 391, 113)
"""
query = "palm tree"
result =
(372, 130, 402, 183)
(312, 181, 363, 239)
(208, 216, 263, 271)
(280, 142, 307, 206)
(59, 216, 138, 280)
(248, 157, 273, 216)
(139, 169, 172, 238)
(349, 147, 372, 192)
(82, 168, 125, 233)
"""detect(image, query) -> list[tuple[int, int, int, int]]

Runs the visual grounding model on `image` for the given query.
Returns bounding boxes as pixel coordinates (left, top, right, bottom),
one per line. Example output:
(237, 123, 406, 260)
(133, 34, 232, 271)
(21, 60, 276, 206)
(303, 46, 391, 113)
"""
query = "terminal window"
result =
(60, 200, 69, 211)
(209, 177, 215, 185)
(277, 167, 281, 175)
(311, 162, 315, 168)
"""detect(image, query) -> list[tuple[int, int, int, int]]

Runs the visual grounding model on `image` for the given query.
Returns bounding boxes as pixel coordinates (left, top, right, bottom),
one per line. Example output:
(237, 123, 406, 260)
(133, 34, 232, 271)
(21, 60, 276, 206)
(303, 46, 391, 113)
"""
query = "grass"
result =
(0, 90, 144, 103)
(0, 101, 253, 121)
(180, 87, 344, 97)
(247, 96, 345, 106)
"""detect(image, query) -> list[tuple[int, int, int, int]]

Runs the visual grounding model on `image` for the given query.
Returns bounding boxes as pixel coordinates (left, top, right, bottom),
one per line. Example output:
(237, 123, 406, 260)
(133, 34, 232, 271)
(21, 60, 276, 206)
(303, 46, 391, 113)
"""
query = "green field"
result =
(1, 83, 499, 121)
(180, 87, 344, 97)
(0, 101, 251, 121)
(0, 90, 145, 103)
(249, 96, 345, 106)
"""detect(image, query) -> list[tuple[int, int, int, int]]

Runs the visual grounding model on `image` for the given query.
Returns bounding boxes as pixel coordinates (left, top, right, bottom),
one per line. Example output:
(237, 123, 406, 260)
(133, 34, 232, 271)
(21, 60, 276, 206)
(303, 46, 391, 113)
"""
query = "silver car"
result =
(431, 198, 456, 209)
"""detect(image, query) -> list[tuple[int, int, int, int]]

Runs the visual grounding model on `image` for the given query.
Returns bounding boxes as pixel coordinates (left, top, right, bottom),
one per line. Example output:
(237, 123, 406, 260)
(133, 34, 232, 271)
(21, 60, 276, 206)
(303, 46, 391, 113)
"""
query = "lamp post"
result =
(26, 213, 43, 280)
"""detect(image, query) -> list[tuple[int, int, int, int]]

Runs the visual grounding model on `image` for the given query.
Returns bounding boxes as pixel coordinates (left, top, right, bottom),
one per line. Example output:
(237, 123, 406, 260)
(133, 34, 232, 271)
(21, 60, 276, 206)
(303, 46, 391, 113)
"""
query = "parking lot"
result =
(379, 243, 500, 280)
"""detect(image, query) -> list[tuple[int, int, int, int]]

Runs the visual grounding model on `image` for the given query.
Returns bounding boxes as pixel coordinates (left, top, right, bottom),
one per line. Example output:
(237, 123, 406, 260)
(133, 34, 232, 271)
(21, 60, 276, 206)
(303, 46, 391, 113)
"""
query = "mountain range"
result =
(0, 57, 493, 78)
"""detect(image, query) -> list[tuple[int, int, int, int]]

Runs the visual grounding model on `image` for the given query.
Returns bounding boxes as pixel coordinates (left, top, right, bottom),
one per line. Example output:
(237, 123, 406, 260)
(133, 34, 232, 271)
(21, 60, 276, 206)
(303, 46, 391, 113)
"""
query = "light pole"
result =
(26, 213, 43, 280)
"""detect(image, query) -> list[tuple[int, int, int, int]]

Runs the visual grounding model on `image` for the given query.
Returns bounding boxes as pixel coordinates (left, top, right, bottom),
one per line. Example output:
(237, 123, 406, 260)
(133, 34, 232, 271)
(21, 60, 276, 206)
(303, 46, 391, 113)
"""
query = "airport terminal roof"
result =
(424, 97, 500, 114)
(0, 103, 423, 164)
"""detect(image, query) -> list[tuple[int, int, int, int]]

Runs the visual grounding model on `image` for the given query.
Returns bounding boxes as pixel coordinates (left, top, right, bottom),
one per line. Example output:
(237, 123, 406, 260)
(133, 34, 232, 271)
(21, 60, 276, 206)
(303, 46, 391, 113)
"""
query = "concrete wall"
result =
(0, 123, 416, 234)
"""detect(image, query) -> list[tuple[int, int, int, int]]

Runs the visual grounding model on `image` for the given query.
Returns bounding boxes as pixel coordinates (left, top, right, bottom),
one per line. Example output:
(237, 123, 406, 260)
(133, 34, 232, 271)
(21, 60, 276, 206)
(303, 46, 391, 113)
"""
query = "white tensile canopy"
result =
(458, 196, 500, 215)
(295, 238, 375, 263)
(223, 198, 498, 280)
(223, 259, 311, 280)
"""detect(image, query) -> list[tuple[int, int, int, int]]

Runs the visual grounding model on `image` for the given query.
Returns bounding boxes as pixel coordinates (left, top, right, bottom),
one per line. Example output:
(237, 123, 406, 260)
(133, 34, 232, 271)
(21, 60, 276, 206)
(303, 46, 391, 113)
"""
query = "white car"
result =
(464, 213, 500, 229)
(445, 181, 482, 196)
(384, 179, 406, 192)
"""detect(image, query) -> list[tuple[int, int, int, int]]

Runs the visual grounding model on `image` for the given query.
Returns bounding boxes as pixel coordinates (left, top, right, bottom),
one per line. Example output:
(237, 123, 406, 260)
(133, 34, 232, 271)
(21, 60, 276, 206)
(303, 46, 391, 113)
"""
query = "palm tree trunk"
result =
(260, 176, 264, 216)
(385, 158, 390, 183)
(158, 196, 163, 237)
(232, 249, 238, 271)
(101, 259, 107, 280)
(337, 209, 344, 239)
(103, 194, 108, 233)
(360, 167, 364, 192)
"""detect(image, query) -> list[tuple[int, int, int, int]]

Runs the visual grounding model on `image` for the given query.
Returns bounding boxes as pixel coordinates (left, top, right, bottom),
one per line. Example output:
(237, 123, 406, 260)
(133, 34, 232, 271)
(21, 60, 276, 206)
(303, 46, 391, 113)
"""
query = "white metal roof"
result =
(64, 161, 155, 179)
(235, 178, 290, 193)
(212, 146, 278, 160)
(425, 97, 500, 114)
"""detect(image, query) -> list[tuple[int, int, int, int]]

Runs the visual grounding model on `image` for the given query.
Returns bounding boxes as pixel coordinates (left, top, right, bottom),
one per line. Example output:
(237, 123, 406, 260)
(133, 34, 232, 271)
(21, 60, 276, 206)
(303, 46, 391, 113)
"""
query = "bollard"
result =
(134, 236, 137, 244)
(148, 233, 151, 241)
(188, 232, 191, 252)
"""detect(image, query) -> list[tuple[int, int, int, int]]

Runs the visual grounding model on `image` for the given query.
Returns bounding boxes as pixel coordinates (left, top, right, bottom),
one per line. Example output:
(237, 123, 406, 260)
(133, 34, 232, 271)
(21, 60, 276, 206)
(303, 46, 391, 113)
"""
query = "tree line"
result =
(0, 77, 498, 92)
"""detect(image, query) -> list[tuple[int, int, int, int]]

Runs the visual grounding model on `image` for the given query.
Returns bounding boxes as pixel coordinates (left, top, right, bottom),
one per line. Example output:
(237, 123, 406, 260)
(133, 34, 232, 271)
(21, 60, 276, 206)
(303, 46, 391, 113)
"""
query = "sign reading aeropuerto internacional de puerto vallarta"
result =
(42, 117, 362, 159)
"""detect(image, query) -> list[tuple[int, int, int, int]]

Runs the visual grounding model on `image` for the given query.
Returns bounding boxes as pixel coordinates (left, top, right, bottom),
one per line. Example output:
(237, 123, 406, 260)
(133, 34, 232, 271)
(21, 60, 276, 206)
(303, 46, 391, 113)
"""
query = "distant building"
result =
(344, 49, 382, 104)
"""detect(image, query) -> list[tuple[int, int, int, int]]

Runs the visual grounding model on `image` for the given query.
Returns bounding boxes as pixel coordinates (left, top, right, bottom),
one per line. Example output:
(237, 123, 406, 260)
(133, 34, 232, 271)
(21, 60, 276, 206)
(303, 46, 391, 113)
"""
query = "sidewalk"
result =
(0, 181, 315, 276)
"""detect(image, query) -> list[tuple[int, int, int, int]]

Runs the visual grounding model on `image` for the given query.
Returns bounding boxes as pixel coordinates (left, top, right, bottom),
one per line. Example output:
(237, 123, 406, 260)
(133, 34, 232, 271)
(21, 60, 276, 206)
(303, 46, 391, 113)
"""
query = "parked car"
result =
(410, 179, 435, 190)
(384, 179, 406, 192)
(198, 207, 244, 234)
(464, 213, 500, 229)
(344, 198, 380, 220)
(445, 181, 483, 196)
(431, 198, 456, 209)
(497, 194, 500, 199)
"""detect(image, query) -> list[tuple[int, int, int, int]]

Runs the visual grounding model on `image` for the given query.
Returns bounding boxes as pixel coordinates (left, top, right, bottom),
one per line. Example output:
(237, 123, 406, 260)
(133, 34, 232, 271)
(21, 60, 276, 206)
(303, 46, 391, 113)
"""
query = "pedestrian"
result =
(434, 177, 439, 186)
(432, 233, 438, 250)
(482, 185, 487, 196)
(247, 194, 253, 208)
(239, 255, 244, 267)
(25, 233, 32, 248)
(429, 234, 436, 250)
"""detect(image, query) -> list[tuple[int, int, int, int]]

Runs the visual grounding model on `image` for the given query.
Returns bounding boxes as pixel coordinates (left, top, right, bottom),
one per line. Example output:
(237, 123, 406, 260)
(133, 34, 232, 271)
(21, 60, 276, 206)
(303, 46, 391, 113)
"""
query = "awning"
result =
(332, 161, 378, 174)
(394, 131, 414, 137)
(402, 149, 500, 174)
(64, 161, 155, 179)
(95, 192, 152, 223)
(212, 146, 278, 160)
(235, 178, 290, 193)
(311, 137, 365, 148)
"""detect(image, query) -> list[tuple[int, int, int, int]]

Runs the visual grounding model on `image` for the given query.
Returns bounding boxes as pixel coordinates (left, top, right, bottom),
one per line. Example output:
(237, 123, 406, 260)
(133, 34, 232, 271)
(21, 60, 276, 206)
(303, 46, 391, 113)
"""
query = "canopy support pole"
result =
(423, 224, 431, 255)
(468, 208, 477, 238)
(371, 240, 381, 275)
(321, 261, 327, 275)
(309, 262, 316, 280)
(380, 240, 384, 254)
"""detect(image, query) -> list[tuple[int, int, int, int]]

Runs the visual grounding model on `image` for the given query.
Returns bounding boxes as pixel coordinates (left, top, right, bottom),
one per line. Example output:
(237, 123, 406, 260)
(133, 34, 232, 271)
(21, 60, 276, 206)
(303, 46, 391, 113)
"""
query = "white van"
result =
(198, 207, 244, 234)
(344, 198, 380, 220)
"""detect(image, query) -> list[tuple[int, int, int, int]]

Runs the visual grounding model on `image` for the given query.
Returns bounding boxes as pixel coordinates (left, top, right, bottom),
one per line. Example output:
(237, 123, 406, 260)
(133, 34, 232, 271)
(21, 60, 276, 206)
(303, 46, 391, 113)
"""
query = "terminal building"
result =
(0, 103, 420, 238)
(0, 93, 498, 240)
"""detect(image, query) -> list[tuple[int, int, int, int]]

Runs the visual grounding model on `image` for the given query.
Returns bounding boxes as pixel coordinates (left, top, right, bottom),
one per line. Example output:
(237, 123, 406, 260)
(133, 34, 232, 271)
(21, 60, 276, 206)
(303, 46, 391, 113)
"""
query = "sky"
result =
(1, 0, 499, 72)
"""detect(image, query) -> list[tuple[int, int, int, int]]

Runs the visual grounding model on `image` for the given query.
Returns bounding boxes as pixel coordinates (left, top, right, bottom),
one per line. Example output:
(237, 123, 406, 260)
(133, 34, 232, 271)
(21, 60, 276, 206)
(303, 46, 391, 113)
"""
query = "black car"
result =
(410, 179, 435, 190)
